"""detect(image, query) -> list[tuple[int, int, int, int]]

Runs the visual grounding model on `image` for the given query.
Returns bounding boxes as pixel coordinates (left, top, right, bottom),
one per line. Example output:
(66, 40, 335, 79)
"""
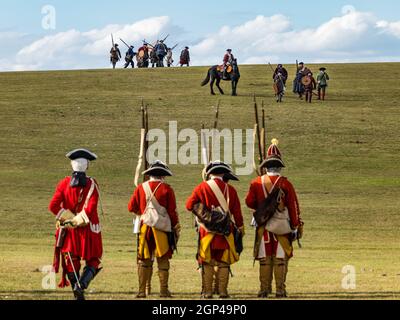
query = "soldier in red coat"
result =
(49, 149, 103, 300)
(128, 161, 180, 298)
(186, 161, 244, 299)
(246, 140, 303, 298)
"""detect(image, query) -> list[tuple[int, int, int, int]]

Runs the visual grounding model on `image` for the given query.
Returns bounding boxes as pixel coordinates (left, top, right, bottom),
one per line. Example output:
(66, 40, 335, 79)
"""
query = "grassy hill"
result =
(0, 63, 400, 300)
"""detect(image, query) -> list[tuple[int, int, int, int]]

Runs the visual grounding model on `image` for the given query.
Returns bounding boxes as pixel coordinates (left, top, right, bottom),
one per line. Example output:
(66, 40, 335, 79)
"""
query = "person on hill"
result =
(128, 161, 181, 299)
(317, 67, 330, 101)
(180, 47, 190, 67)
(48, 149, 103, 300)
(186, 161, 244, 299)
(110, 44, 121, 69)
(124, 45, 136, 69)
(246, 140, 303, 299)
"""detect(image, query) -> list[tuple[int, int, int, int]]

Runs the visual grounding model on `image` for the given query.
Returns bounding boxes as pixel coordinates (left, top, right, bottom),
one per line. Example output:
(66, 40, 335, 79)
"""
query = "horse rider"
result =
(223, 49, 234, 80)
(154, 40, 168, 67)
(186, 161, 244, 299)
(124, 45, 136, 69)
(49, 149, 103, 300)
(110, 44, 121, 69)
(128, 161, 181, 298)
(317, 67, 330, 101)
(273, 64, 288, 85)
(180, 46, 190, 67)
(246, 140, 303, 299)
(166, 48, 174, 67)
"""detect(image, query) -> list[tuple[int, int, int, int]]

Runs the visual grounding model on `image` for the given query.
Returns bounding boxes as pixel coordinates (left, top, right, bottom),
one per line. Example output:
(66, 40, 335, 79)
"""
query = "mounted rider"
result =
(222, 49, 234, 80)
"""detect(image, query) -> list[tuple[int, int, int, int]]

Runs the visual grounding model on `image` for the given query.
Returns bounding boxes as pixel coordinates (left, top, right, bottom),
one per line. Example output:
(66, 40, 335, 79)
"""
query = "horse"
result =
(201, 59, 240, 96)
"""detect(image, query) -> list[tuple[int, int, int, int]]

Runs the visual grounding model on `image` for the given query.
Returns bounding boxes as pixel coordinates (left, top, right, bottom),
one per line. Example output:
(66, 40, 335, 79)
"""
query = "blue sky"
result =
(1, 1, 400, 70)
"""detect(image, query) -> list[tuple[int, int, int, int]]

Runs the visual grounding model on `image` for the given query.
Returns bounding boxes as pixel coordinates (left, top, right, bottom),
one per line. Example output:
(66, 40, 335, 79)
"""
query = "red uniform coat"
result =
(49, 177, 103, 263)
(186, 178, 244, 261)
(128, 181, 179, 227)
(223, 53, 233, 64)
(246, 174, 301, 257)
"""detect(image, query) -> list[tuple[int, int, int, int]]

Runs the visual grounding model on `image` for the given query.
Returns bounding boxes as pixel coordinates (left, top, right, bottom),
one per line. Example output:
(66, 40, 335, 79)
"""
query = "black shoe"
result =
(74, 266, 101, 300)
(73, 283, 85, 300)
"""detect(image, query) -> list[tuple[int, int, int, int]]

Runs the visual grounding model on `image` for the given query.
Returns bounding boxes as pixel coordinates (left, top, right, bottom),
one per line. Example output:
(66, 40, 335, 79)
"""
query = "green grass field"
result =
(0, 63, 399, 300)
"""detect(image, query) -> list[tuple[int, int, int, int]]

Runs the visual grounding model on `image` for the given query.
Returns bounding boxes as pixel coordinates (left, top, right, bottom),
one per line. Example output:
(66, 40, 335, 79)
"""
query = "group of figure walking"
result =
(49, 139, 303, 300)
(110, 40, 190, 69)
(274, 62, 330, 103)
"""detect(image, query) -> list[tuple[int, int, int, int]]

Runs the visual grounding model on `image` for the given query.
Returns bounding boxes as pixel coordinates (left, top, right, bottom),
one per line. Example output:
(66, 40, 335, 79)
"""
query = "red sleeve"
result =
(245, 180, 258, 210)
(185, 184, 202, 211)
(84, 182, 99, 219)
(166, 186, 179, 227)
(283, 179, 301, 228)
(128, 186, 142, 214)
(229, 186, 243, 228)
(49, 179, 66, 216)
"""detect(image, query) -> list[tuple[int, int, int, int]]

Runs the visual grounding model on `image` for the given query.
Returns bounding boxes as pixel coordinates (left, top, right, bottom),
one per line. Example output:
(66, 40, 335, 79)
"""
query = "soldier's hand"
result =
(298, 223, 304, 240)
(238, 226, 245, 237)
(56, 221, 61, 230)
(174, 223, 181, 239)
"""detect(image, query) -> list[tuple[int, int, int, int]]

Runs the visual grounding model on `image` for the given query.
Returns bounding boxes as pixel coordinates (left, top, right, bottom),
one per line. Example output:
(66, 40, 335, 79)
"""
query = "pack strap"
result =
(206, 180, 230, 213)
(142, 181, 163, 211)
(261, 175, 282, 199)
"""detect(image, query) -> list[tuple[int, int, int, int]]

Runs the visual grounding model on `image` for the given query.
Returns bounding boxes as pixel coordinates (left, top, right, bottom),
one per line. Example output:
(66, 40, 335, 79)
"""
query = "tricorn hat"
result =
(319, 67, 326, 71)
(223, 171, 239, 182)
(206, 161, 233, 176)
(185, 46, 189, 49)
(227, 49, 232, 52)
(260, 139, 285, 169)
(142, 160, 173, 177)
(66, 149, 98, 161)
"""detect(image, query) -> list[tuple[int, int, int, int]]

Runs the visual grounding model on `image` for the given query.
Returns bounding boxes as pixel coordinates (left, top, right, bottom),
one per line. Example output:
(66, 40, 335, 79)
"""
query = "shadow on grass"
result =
(1, 290, 399, 300)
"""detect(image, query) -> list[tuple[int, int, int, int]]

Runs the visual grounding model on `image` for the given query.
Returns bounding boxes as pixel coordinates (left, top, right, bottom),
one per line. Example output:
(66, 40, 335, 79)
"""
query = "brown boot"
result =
(213, 266, 220, 295)
(137, 260, 152, 299)
(273, 257, 288, 298)
(218, 263, 230, 299)
(146, 268, 153, 296)
(258, 257, 273, 298)
(158, 258, 172, 298)
(202, 263, 214, 299)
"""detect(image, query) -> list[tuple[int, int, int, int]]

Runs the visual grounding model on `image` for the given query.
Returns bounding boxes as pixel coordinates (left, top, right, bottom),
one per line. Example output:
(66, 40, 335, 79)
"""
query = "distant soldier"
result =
(180, 46, 190, 67)
(124, 46, 136, 69)
(246, 140, 303, 299)
(273, 64, 288, 85)
(137, 43, 150, 68)
(222, 49, 234, 80)
(186, 161, 244, 299)
(166, 48, 174, 67)
(49, 149, 103, 300)
(154, 40, 168, 67)
(303, 72, 317, 103)
(128, 161, 181, 298)
(317, 67, 330, 101)
(293, 62, 311, 99)
(110, 44, 121, 69)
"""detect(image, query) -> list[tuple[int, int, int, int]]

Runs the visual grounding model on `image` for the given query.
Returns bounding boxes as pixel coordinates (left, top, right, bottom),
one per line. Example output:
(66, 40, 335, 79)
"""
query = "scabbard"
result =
(56, 227, 67, 249)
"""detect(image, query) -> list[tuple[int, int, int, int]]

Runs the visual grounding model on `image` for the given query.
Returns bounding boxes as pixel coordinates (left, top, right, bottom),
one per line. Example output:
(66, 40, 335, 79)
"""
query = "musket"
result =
(171, 43, 179, 51)
(261, 102, 266, 160)
(253, 95, 263, 165)
(111, 34, 115, 48)
(209, 101, 220, 161)
(161, 34, 170, 42)
(119, 38, 131, 49)
(201, 124, 209, 181)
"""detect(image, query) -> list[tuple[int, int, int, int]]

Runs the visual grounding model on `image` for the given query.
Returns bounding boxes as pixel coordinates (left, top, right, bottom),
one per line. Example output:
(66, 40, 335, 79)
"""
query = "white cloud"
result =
(1, 7, 400, 72)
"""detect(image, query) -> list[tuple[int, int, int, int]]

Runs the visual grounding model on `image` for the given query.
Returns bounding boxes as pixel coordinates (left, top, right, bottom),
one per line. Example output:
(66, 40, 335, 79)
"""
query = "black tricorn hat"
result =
(206, 161, 233, 176)
(66, 149, 98, 161)
(260, 156, 285, 169)
(223, 171, 239, 182)
(319, 67, 327, 71)
(142, 160, 173, 177)
(227, 49, 232, 52)
(185, 46, 189, 49)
